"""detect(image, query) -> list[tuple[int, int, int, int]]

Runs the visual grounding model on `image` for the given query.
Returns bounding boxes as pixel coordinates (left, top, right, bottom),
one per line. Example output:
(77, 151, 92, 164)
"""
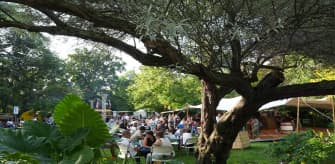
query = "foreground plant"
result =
(0, 94, 110, 163)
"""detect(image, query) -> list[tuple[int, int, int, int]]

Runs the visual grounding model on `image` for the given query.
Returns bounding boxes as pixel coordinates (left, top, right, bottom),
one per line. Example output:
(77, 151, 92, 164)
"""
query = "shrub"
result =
(268, 130, 335, 164)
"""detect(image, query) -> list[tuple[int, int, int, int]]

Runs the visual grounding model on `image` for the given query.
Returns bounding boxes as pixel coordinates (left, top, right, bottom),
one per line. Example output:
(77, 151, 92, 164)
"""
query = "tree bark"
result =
(196, 80, 220, 164)
(196, 71, 285, 164)
(197, 94, 263, 164)
(212, 100, 261, 164)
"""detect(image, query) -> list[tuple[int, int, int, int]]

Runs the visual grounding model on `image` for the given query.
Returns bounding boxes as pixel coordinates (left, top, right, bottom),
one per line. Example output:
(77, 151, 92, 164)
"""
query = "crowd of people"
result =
(110, 113, 199, 164)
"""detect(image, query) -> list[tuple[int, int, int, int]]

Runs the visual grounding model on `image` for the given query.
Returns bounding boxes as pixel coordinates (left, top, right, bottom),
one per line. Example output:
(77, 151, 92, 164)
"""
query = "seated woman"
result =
(138, 130, 156, 158)
(146, 131, 174, 164)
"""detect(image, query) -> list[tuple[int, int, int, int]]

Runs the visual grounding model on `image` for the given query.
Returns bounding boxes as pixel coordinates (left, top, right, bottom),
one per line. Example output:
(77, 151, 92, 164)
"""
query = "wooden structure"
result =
(232, 131, 250, 149)
(280, 122, 294, 134)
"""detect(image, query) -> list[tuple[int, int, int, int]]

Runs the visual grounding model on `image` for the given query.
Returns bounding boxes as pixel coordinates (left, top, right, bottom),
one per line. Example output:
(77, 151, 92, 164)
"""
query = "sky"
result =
(47, 34, 142, 72)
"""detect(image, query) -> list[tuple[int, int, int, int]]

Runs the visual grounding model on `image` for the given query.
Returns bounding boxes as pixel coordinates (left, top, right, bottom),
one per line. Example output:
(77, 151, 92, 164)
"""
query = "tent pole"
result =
(332, 96, 335, 131)
(296, 97, 300, 132)
(186, 106, 189, 120)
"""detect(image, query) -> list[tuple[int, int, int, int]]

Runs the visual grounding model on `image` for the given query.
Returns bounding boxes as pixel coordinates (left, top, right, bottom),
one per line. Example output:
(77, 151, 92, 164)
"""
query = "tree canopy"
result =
(127, 66, 201, 111)
(0, 29, 69, 112)
(66, 46, 125, 102)
(109, 70, 136, 111)
(0, 0, 333, 99)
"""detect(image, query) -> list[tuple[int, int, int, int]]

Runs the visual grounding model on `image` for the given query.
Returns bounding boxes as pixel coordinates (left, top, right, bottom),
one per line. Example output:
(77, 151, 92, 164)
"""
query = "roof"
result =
(188, 97, 335, 111)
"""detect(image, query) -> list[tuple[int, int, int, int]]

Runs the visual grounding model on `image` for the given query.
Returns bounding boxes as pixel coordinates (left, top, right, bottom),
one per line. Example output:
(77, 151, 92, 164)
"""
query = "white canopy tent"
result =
(188, 96, 335, 130)
(189, 97, 335, 111)
(285, 97, 335, 110)
(259, 99, 292, 110)
(188, 96, 244, 111)
(133, 109, 147, 118)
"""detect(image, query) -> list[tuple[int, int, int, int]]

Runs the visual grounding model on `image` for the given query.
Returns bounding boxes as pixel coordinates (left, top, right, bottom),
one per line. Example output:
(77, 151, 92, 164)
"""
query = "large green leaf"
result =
(22, 121, 61, 140)
(54, 94, 83, 124)
(60, 145, 94, 164)
(0, 128, 48, 155)
(58, 128, 89, 153)
(54, 94, 110, 147)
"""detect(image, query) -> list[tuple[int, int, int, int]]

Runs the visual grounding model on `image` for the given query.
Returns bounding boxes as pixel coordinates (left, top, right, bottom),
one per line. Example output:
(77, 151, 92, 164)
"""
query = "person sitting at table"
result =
(138, 130, 156, 158)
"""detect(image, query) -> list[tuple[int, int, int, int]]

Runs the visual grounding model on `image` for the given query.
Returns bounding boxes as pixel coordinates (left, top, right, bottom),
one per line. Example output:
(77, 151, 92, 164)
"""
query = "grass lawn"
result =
(104, 142, 279, 164)
(173, 142, 279, 164)
(228, 142, 280, 164)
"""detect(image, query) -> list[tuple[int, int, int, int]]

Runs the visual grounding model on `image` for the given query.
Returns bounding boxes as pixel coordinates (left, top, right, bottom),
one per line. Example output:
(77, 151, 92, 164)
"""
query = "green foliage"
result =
(0, 94, 111, 163)
(283, 54, 321, 85)
(0, 28, 70, 112)
(66, 47, 125, 102)
(109, 71, 135, 111)
(127, 66, 201, 110)
(228, 142, 280, 163)
(268, 130, 335, 164)
(54, 94, 110, 147)
(0, 152, 39, 164)
(0, 128, 48, 155)
(60, 145, 94, 164)
(310, 66, 335, 82)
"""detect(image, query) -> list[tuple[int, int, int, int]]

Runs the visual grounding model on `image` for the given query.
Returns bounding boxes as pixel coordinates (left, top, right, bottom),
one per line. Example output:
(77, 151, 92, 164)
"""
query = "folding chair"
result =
(147, 145, 175, 164)
(116, 142, 141, 164)
(180, 137, 198, 155)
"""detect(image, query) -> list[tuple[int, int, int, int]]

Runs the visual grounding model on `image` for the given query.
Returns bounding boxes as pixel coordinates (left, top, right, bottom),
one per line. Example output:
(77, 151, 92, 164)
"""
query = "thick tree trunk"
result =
(196, 81, 264, 164)
(196, 80, 220, 164)
(195, 70, 286, 164)
(212, 100, 260, 164)
(197, 97, 262, 163)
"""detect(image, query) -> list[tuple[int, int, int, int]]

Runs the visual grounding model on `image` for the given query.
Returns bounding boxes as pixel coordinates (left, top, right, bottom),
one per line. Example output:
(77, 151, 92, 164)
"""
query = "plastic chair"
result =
(147, 145, 175, 164)
(180, 137, 198, 155)
(116, 142, 141, 164)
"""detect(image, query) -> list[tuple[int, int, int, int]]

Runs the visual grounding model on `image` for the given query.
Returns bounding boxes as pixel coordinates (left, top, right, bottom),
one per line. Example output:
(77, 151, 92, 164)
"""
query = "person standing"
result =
(216, 113, 222, 123)
(251, 117, 260, 139)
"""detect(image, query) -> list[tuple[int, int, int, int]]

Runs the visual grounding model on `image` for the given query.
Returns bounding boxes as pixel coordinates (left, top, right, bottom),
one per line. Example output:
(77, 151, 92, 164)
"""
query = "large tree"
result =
(109, 70, 136, 111)
(128, 66, 201, 111)
(0, 29, 69, 112)
(1, 1, 334, 163)
(66, 47, 125, 102)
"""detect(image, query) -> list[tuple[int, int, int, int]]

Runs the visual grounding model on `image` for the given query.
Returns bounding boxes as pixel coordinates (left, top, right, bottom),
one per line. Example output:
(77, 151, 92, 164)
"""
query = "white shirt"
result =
(166, 133, 176, 140)
(119, 137, 137, 157)
(182, 132, 192, 145)
(130, 126, 137, 134)
(130, 130, 143, 141)
(160, 138, 172, 147)
(174, 129, 181, 137)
